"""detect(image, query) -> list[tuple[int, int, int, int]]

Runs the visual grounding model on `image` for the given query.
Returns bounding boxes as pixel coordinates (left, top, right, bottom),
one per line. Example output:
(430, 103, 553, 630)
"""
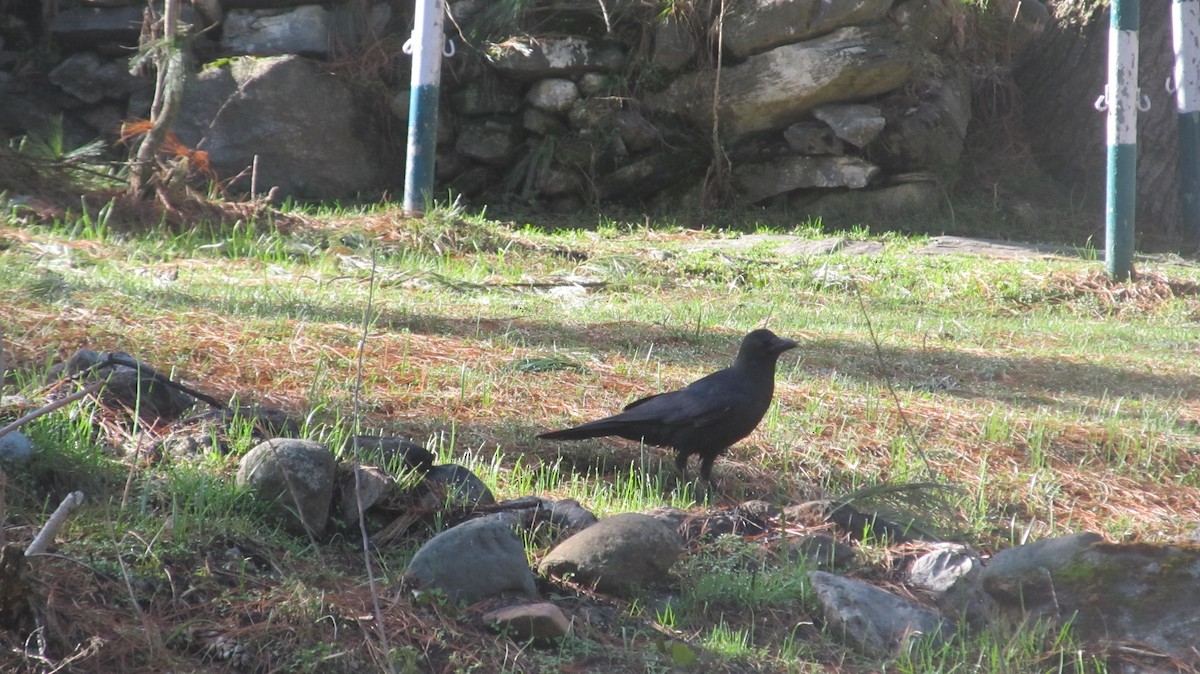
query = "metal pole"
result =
(1172, 0, 1200, 244)
(1104, 0, 1141, 281)
(403, 0, 447, 214)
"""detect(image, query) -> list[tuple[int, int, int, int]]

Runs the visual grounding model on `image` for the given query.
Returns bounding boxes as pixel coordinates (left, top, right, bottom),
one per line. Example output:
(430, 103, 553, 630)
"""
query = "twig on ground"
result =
(0, 381, 105, 440)
(26, 492, 85, 557)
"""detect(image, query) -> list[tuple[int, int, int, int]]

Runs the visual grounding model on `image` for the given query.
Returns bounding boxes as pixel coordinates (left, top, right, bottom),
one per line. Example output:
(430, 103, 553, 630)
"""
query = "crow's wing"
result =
(621, 371, 747, 429)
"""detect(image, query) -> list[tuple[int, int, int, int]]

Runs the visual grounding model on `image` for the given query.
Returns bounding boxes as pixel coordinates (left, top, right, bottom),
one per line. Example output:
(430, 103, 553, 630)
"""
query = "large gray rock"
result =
(49, 5, 197, 50)
(418, 463, 496, 509)
(526, 78, 580, 113)
(734, 155, 881, 203)
(455, 119, 524, 164)
(174, 55, 386, 199)
(892, 0, 957, 53)
(222, 6, 332, 57)
(489, 37, 625, 80)
(406, 518, 538, 604)
(812, 103, 885, 148)
(482, 602, 572, 641)
(648, 28, 912, 138)
(49, 52, 145, 104)
(0, 431, 33, 470)
(810, 570, 948, 658)
(652, 16, 697, 71)
(538, 513, 683, 597)
(981, 533, 1200, 665)
(869, 66, 972, 172)
(724, 0, 894, 58)
(237, 439, 336, 537)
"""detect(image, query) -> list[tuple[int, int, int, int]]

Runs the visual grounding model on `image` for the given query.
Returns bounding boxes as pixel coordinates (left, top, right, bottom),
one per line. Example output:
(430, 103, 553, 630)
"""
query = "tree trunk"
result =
(1015, 0, 1181, 243)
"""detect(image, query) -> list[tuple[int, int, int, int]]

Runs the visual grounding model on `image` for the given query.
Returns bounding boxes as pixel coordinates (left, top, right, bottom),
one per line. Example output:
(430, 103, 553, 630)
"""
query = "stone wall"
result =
(0, 0, 1048, 213)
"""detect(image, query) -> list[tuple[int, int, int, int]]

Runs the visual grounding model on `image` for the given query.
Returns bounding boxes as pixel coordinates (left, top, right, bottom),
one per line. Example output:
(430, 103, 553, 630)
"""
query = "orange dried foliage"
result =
(118, 119, 217, 181)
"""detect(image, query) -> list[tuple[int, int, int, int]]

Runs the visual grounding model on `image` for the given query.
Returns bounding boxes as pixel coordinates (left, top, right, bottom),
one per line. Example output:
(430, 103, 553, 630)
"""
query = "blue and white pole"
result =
(1098, 0, 1143, 281)
(1172, 0, 1200, 243)
(403, 0, 449, 214)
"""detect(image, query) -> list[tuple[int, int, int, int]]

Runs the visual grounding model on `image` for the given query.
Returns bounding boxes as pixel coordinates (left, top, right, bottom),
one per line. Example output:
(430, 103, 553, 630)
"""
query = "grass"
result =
(2, 199, 1200, 672)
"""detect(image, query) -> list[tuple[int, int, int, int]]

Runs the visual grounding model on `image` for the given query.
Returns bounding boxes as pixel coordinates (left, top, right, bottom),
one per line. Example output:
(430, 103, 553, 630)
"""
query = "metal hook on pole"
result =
(402, 38, 414, 55)
(444, 38, 456, 58)
(1094, 89, 1109, 112)
(1166, 76, 1177, 94)
(1137, 90, 1152, 112)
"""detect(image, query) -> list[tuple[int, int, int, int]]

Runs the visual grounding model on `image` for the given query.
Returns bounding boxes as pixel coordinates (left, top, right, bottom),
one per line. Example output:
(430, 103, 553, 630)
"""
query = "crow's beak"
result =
(772, 338, 799, 354)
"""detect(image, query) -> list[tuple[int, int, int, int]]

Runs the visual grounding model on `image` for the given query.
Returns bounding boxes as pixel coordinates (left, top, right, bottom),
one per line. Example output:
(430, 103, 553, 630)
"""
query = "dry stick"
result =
(350, 253, 396, 674)
(26, 492, 85, 556)
(0, 381, 106, 440)
(852, 281, 939, 481)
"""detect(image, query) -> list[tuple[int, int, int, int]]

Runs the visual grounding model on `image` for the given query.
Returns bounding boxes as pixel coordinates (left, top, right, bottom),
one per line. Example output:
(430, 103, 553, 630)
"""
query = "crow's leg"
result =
(674, 451, 689, 480)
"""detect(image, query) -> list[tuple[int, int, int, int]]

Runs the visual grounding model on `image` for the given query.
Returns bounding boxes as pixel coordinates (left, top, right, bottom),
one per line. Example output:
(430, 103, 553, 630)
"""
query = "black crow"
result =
(538, 328, 798, 484)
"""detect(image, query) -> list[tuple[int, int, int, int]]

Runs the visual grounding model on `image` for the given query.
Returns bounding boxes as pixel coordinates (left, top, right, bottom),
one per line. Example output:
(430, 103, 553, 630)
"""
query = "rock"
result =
(982, 535, 1200, 665)
(812, 103, 885, 148)
(454, 77, 523, 116)
(568, 97, 619, 131)
(174, 55, 387, 199)
(523, 108, 569, 136)
(734, 155, 881, 203)
(892, 0, 957, 53)
(526, 78, 580, 113)
(455, 119, 523, 164)
(48, 52, 144, 104)
(809, 570, 948, 658)
(237, 439, 336, 537)
(489, 37, 625, 80)
(601, 150, 699, 201)
(49, 5, 196, 50)
(648, 28, 912, 137)
(869, 65, 971, 172)
(50, 350, 195, 420)
(787, 534, 857, 570)
(419, 464, 495, 509)
(613, 110, 659, 152)
(539, 513, 683, 597)
(783, 122, 844, 155)
(724, 0, 894, 59)
(652, 16, 697, 71)
(798, 175, 943, 223)
(336, 464, 398, 520)
(222, 6, 332, 57)
(576, 72, 610, 97)
(907, 544, 980, 593)
(483, 602, 572, 641)
(406, 518, 537, 604)
(341, 436, 435, 474)
(0, 431, 33, 469)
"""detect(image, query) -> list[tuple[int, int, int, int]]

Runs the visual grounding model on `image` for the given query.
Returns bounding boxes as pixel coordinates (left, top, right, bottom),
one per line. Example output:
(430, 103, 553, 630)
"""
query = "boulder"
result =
(734, 155, 881, 203)
(538, 512, 683, 597)
(489, 37, 625, 80)
(652, 16, 697, 71)
(406, 518, 538, 604)
(455, 119, 524, 164)
(648, 28, 912, 138)
(418, 464, 496, 509)
(237, 439, 336, 537)
(526, 78, 580, 113)
(812, 103, 886, 148)
(809, 570, 948, 658)
(482, 602, 572, 641)
(48, 52, 145, 104)
(869, 65, 972, 172)
(724, 0, 894, 58)
(173, 55, 387, 199)
(783, 122, 844, 155)
(222, 6, 332, 57)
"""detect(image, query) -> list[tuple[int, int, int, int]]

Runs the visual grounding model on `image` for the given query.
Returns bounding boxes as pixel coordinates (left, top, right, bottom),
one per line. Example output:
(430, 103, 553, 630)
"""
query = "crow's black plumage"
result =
(538, 328, 798, 483)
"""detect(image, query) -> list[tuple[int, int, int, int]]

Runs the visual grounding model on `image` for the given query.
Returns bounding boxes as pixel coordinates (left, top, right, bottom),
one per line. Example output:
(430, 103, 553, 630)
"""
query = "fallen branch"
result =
(0, 381, 105, 440)
(26, 492, 85, 556)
